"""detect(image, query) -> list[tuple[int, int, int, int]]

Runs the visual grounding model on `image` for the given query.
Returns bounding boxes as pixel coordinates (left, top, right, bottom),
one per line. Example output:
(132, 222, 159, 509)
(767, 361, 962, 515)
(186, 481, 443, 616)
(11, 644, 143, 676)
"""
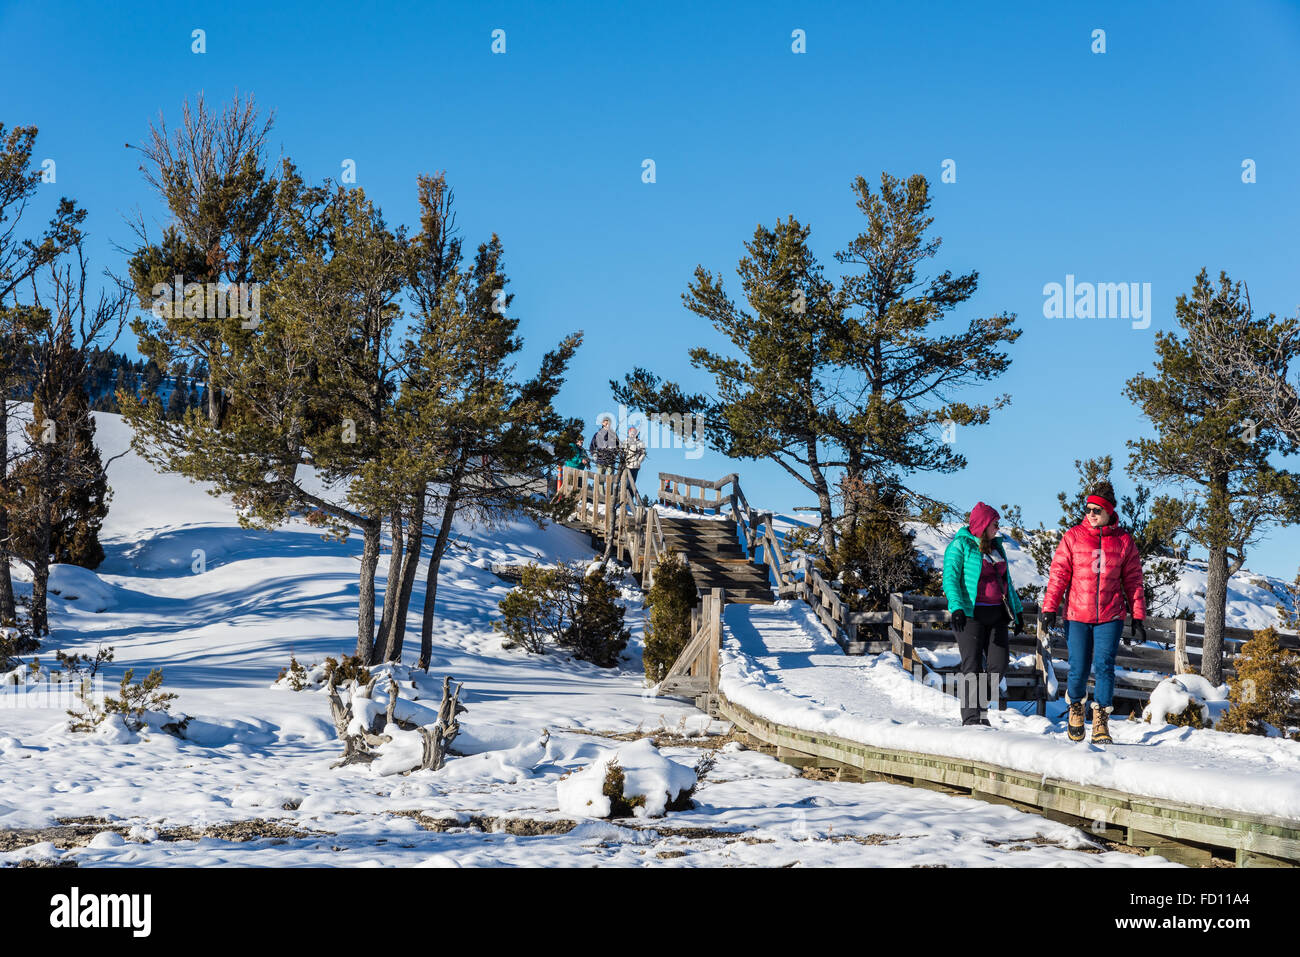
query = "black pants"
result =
(955, 605, 1010, 723)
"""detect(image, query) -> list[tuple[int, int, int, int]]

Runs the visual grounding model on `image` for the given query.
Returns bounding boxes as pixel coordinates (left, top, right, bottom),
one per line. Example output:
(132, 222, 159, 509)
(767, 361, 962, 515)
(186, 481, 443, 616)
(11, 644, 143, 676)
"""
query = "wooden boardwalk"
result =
(554, 467, 1300, 865)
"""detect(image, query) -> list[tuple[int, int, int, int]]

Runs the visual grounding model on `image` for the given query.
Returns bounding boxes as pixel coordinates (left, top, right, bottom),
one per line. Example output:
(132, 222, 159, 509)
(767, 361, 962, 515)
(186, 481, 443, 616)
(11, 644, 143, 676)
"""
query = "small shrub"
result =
(642, 554, 698, 684)
(55, 646, 115, 678)
(68, 666, 179, 733)
(277, 653, 309, 691)
(322, 655, 371, 688)
(601, 761, 645, 818)
(559, 565, 630, 667)
(1217, 627, 1300, 736)
(495, 564, 569, 655)
(494, 561, 629, 667)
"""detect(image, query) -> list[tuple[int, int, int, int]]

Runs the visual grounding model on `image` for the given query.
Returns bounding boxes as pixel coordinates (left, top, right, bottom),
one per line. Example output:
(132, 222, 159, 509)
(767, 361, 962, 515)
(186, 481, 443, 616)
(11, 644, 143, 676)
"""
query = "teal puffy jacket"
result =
(942, 526, 1022, 617)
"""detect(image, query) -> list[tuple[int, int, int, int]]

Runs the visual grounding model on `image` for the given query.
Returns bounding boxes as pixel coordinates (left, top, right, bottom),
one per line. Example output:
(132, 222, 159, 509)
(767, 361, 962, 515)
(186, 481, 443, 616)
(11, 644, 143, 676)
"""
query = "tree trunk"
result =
(379, 488, 426, 660)
(419, 485, 461, 671)
(1201, 544, 1229, 685)
(354, 517, 382, 662)
(0, 398, 14, 625)
(376, 503, 404, 654)
(812, 471, 834, 555)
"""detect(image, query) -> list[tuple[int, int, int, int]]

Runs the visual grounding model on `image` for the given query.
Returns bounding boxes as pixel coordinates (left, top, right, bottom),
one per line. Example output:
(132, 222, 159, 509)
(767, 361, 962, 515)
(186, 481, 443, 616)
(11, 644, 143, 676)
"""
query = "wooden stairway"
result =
(658, 516, 774, 604)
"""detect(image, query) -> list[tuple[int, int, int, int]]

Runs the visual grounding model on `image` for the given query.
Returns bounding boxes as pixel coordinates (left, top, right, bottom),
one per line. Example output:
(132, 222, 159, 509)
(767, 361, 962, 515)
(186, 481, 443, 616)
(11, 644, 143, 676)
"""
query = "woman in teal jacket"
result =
(942, 502, 1024, 725)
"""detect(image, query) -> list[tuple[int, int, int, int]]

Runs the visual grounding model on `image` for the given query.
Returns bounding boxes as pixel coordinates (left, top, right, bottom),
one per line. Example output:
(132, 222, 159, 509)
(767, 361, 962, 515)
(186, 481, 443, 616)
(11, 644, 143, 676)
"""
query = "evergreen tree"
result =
(642, 554, 699, 683)
(0, 123, 85, 627)
(127, 93, 287, 428)
(165, 370, 188, 420)
(1217, 628, 1299, 736)
(1125, 270, 1300, 683)
(614, 173, 1019, 559)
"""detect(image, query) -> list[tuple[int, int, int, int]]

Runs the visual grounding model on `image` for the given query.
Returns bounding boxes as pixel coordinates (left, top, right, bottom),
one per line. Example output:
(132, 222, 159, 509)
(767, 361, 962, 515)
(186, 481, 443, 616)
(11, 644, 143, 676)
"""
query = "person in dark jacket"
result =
(1041, 481, 1146, 744)
(589, 417, 619, 475)
(942, 502, 1024, 726)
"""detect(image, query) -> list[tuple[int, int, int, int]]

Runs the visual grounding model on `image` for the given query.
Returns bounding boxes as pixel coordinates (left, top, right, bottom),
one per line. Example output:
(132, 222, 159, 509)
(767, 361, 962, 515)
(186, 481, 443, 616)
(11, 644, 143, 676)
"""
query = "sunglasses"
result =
(1084, 506, 1106, 516)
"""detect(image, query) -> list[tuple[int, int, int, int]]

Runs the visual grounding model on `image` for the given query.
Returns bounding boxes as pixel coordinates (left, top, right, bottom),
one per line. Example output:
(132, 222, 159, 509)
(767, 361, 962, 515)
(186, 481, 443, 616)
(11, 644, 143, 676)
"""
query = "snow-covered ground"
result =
(0, 411, 1177, 867)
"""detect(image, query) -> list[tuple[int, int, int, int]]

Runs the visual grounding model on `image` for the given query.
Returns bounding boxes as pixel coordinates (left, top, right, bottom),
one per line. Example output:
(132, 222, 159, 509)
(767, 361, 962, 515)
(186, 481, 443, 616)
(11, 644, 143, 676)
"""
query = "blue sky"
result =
(3, 0, 1299, 577)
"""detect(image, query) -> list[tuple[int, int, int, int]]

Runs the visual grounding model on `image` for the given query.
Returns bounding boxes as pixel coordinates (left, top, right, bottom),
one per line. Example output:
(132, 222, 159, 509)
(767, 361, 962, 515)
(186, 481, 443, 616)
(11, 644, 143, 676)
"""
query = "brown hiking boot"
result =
(1092, 703, 1113, 744)
(1066, 696, 1086, 742)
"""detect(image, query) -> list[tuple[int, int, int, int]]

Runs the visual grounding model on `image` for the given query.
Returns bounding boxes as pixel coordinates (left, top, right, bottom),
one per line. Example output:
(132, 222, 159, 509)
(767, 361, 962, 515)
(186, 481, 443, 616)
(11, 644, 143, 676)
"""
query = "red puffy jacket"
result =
(1041, 521, 1146, 624)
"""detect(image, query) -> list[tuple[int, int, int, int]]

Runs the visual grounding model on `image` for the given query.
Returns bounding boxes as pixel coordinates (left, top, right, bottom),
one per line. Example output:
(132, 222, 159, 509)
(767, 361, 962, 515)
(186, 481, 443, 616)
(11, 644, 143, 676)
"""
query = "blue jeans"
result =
(1066, 618, 1124, 709)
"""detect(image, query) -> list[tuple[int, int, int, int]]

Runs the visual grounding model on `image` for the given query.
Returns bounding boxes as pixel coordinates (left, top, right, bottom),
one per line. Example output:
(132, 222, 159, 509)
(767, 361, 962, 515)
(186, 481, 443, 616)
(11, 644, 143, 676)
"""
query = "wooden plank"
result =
(716, 693, 1300, 864)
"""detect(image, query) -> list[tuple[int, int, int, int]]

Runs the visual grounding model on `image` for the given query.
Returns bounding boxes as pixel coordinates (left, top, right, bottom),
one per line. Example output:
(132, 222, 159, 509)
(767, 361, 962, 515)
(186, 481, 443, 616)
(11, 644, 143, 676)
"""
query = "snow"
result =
(1141, 675, 1231, 727)
(556, 737, 696, 818)
(0, 406, 1285, 866)
(718, 600, 1300, 820)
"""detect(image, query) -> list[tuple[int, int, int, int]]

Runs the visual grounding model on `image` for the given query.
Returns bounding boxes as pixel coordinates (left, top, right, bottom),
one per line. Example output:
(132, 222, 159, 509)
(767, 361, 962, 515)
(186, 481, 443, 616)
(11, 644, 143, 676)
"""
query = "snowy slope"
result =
(0, 409, 1169, 867)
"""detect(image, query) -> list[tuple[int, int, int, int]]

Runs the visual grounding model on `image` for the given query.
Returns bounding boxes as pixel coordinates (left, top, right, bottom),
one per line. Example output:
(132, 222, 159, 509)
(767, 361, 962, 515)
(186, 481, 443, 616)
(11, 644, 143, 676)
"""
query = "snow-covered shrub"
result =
(1217, 627, 1300, 737)
(1141, 674, 1229, 728)
(276, 653, 309, 690)
(557, 739, 697, 819)
(642, 553, 698, 684)
(494, 560, 629, 667)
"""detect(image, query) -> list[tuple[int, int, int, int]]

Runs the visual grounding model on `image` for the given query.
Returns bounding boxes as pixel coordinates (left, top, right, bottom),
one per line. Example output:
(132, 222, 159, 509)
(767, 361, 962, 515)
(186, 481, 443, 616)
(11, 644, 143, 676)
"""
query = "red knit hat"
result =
(968, 501, 999, 537)
(1085, 494, 1115, 517)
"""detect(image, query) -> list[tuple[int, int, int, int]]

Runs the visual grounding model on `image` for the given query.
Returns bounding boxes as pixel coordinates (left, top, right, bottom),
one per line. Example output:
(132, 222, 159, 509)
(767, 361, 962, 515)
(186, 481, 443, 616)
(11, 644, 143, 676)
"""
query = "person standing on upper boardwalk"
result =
(942, 502, 1024, 727)
(589, 417, 620, 476)
(623, 426, 646, 486)
(1040, 481, 1147, 745)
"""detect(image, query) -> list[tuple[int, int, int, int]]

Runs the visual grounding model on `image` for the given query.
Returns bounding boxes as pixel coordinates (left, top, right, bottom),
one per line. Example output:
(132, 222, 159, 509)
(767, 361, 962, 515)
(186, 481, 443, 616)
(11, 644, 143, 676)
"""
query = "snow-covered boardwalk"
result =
(717, 600, 1300, 865)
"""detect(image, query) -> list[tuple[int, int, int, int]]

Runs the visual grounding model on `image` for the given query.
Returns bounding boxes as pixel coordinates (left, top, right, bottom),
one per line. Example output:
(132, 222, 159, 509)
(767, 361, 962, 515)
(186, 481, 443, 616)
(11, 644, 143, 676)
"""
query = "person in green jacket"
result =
(558, 442, 589, 493)
(942, 502, 1024, 726)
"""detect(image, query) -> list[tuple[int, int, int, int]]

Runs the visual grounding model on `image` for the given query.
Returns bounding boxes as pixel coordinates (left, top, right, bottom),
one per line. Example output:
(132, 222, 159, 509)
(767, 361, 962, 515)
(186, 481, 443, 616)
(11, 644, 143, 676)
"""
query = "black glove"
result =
(1042, 611, 1057, 629)
(950, 609, 966, 633)
(1014, 613, 1024, 635)
(1131, 617, 1146, 644)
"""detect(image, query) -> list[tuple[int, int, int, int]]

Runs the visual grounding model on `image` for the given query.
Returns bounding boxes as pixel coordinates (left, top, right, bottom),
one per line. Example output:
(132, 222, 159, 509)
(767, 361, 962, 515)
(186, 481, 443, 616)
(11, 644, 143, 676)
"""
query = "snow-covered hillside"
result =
(0, 411, 1180, 867)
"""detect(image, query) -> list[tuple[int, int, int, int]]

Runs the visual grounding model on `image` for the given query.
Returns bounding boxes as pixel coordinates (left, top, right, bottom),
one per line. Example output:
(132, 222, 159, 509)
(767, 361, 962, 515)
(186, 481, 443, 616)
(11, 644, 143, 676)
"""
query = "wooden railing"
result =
(558, 466, 674, 587)
(659, 587, 725, 706)
(888, 593, 1054, 715)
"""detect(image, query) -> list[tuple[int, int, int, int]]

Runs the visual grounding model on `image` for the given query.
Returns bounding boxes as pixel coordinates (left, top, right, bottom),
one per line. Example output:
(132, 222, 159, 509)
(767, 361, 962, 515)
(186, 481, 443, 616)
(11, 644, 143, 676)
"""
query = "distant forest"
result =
(6, 345, 208, 421)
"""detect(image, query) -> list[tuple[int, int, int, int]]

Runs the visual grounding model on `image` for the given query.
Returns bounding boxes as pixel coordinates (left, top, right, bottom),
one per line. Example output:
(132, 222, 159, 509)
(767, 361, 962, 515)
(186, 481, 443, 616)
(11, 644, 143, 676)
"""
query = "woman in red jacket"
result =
(1040, 482, 1146, 744)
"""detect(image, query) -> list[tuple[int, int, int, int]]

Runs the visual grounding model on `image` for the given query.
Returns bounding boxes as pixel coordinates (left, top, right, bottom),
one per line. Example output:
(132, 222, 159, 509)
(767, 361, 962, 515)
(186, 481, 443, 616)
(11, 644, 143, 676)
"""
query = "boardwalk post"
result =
(1175, 617, 1191, 674)
(709, 587, 723, 694)
(1035, 612, 1051, 716)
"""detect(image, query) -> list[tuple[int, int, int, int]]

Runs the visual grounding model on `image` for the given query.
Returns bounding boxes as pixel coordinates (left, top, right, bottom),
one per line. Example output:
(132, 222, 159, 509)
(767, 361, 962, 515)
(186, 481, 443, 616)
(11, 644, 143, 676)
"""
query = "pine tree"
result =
(1125, 270, 1300, 683)
(127, 93, 284, 429)
(613, 173, 1020, 559)
(0, 124, 85, 628)
(7, 287, 124, 633)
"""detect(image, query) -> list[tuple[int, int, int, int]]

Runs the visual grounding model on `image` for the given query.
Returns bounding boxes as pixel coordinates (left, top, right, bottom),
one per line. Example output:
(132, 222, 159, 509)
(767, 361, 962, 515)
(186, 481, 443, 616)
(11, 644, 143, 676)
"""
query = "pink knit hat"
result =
(968, 502, 999, 537)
